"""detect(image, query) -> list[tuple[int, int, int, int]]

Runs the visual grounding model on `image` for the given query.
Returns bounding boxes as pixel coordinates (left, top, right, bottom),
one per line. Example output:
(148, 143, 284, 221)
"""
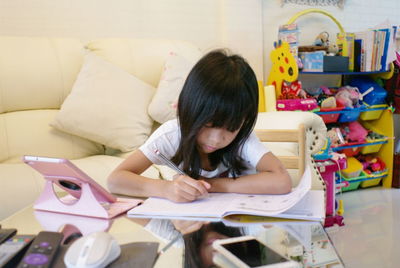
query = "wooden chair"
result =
(255, 124, 305, 177)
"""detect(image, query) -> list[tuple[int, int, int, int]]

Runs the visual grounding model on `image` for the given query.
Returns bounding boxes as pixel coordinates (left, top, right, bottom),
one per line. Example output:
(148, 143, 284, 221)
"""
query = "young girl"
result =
(107, 49, 291, 202)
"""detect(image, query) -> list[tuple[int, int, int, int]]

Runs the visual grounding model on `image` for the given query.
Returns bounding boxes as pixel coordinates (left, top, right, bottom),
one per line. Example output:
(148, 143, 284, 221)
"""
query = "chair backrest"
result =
(255, 124, 305, 177)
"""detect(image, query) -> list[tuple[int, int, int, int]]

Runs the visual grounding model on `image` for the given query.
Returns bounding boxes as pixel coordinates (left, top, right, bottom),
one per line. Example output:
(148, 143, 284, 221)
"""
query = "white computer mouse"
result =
(64, 231, 121, 268)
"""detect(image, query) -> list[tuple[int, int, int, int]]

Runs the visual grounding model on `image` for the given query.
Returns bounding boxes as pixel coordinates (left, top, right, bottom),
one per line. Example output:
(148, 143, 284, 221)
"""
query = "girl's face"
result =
(199, 230, 229, 267)
(197, 124, 241, 154)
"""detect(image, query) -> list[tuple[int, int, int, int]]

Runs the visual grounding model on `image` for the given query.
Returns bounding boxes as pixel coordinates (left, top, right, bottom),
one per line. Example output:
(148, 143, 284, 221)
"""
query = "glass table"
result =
(0, 207, 344, 267)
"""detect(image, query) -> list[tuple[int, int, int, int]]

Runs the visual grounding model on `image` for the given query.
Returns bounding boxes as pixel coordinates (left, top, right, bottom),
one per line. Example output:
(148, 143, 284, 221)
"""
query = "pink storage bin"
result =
(276, 98, 318, 111)
(315, 158, 346, 216)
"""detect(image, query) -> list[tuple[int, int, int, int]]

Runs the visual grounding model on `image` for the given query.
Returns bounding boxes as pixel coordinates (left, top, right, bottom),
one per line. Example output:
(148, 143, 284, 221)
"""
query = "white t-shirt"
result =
(139, 119, 269, 178)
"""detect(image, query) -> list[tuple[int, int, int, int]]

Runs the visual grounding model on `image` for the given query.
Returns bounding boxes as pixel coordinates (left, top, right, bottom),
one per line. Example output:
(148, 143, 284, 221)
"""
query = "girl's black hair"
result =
(172, 49, 259, 178)
(183, 222, 244, 268)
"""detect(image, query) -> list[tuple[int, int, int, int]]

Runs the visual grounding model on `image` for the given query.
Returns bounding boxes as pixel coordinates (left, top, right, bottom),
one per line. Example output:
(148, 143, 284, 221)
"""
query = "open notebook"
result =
(127, 166, 325, 222)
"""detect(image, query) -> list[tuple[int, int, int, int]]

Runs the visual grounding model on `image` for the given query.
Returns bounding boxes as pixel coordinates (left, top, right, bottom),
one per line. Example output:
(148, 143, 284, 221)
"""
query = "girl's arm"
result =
(107, 150, 210, 202)
(203, 152, 292, 194)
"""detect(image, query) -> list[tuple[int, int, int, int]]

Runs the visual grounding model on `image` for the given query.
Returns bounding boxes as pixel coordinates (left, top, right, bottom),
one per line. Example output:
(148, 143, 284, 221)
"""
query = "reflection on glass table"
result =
(140, 217, 344, 268)
(1, 205, 345, 268)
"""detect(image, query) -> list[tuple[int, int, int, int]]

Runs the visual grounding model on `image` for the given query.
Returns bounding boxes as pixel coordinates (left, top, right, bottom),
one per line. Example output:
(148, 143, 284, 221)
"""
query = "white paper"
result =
(127, 166, 324, 221)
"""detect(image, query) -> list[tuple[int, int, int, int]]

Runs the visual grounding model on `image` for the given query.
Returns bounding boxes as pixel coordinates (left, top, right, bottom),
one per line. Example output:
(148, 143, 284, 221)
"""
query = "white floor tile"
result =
(326, 187, 400, 268)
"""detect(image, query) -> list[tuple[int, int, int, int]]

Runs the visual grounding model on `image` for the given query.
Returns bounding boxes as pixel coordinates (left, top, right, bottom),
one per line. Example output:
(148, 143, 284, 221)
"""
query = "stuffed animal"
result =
(327, 43, 339, 56)
(314, 31, 330, 47)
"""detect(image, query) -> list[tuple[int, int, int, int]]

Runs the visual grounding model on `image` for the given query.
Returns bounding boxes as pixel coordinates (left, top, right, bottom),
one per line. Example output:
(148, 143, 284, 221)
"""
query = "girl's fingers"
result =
(181, 177, 209, 196)
(199, 180, 211, 189)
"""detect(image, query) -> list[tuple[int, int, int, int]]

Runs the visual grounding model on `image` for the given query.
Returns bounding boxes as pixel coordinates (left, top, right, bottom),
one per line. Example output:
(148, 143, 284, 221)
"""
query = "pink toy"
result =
(316, 158, 346, 216)
(324, 215, 345, 227)
(321, 86, 334, 95)
(276, 98, 317, 111)
(346, 121, 368, 142)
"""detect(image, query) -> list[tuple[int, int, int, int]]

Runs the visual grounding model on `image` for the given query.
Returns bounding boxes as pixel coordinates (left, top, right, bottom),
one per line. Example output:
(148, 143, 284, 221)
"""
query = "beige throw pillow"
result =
(148, 51, 201, 124)
(51, 53, 155, 152)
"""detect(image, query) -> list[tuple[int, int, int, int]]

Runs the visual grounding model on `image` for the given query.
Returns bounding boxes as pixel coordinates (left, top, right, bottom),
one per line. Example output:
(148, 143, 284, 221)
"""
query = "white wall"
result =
(1, 0, 400, 139)
(0, 0, 264, 79)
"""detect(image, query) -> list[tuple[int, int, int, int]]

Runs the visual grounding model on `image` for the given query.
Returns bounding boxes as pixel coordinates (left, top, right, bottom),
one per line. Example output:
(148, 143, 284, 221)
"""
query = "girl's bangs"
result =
(206, 92, 251, 132)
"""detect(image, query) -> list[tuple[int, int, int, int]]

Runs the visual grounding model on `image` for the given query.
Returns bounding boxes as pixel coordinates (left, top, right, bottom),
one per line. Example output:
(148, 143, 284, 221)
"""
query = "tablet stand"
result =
(34, 179, 141, 219)
(34, 210, 113, 236)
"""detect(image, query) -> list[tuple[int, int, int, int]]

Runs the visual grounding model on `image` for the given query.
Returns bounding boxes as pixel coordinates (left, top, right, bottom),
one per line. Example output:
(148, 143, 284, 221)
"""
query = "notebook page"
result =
(224, 166, 312, 216)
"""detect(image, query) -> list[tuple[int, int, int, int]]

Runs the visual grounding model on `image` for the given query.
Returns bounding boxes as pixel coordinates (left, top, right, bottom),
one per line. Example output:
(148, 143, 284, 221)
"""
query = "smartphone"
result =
(212, 236, 300, 268)
(0, 228, 17, 245)
(23, 155, 116, 203)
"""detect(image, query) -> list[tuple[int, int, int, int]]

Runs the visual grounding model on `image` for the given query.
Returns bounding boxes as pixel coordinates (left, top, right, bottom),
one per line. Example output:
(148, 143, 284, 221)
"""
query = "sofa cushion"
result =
(0, 110, 104, 163)
(85, 38, 202, 88)
(51, 53, 155, 152)
(148, 51, 201, 123)
(0, 162, 45, 220)
(0, 37, 83, 113)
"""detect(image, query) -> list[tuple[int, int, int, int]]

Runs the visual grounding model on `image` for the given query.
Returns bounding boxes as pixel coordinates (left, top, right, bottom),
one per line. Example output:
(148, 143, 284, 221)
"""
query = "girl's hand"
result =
(165, 175, 210, 202)
(171, 220, 209, 235)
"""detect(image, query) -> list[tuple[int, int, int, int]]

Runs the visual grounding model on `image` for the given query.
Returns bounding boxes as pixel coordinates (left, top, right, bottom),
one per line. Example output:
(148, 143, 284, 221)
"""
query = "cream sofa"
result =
(0, 36, 327, 220)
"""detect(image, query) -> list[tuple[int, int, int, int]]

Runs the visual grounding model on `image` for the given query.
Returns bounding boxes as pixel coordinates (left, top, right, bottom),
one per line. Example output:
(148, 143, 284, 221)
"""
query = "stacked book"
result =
(339, 26, 397, 72)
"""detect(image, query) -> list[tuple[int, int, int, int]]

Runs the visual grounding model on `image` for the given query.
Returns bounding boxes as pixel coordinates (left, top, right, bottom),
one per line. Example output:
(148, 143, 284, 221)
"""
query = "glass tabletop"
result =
(0, 207, 344, 267)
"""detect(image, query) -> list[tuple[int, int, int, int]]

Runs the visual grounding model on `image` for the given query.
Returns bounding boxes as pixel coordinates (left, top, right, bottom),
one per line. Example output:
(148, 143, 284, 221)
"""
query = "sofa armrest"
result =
(255, 111, 327, 190)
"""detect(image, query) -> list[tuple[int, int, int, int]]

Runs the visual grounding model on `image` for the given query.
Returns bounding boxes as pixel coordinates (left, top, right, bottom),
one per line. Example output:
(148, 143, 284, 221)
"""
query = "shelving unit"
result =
(300, 71, 394, 189)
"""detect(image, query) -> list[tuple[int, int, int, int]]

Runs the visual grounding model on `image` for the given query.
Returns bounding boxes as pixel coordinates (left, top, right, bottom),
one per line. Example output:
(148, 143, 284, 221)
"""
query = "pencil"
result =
(154, 149, 209, 198)
(154, 149, 187, 176)
(159, 233, 181, 254)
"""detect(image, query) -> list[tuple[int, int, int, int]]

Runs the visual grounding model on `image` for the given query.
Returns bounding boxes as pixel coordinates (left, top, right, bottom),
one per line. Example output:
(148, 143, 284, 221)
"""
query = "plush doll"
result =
(327, 43, 339, 56)
(327, 127, 344, 146)
(314, 31, 330, 47)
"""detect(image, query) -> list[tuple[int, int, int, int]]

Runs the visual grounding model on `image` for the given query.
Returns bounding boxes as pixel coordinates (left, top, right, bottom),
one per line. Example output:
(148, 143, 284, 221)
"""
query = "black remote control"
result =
(0, 228, 17, 245)
(16, 231, 63, 268)
(0, 235, 35, 267)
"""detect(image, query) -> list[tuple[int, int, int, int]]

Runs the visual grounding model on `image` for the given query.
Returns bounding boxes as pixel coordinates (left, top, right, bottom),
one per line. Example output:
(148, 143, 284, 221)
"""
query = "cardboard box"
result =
(300, 51, 324, 72)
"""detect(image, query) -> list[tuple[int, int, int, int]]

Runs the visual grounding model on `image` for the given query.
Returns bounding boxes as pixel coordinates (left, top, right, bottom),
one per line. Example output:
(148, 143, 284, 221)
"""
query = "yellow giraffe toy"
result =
(267, 41, 299, 98)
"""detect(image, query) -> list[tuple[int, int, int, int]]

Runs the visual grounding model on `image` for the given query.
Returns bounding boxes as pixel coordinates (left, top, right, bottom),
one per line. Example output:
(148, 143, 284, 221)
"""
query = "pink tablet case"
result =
(24, 156, 143, 219)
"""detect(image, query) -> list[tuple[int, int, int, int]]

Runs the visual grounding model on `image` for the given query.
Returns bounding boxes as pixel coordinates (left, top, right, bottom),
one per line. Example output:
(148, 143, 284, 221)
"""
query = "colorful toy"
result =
(358, 155, 386, 174)
(267, 41, 299, 98)
(327, 127, 345, 146)
(345, 121, 368, 142)
(313, 138, 332, 160)
(281, 80, 301, 98)
(320, 96, 337, 109)
(276, 98, 318, 111)
(335, 86, 361, 108)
